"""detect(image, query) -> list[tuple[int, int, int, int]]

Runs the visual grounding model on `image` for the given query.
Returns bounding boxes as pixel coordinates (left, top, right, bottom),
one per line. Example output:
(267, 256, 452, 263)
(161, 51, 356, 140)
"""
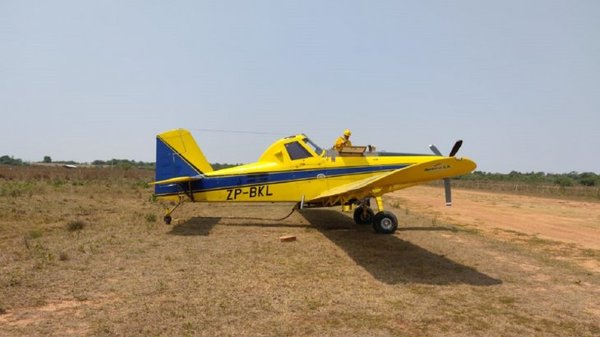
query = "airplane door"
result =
(284, 141, 327, 201)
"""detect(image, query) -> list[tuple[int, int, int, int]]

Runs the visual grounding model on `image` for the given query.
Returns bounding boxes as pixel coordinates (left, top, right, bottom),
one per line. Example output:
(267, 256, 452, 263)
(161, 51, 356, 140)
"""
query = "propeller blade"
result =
(444, 178, 452, 206)
(449, 140, 463, 157)
(431, 141, 462, 205)
(429, 144, 443, 156)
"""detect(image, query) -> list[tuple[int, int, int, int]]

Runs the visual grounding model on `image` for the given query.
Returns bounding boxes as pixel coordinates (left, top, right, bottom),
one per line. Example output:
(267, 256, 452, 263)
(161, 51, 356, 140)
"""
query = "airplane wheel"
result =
(164, 215, 172, 225)
(353, 207, 374, 225)
(372, 211, 398, 234)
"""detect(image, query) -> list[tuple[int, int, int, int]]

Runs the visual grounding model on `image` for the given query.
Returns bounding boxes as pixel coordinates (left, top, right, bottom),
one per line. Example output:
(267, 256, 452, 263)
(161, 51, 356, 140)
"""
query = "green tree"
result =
(578, 172, 598, 186)
(554, 176, 574, 187)
(43, 156, 52, 163)
(0, 155, 24, 165)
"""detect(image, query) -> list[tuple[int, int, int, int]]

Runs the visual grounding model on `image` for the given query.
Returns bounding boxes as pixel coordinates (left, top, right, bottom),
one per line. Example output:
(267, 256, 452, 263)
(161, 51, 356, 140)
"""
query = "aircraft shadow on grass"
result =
(168, 209, 501, 286)
(299, 209, 502, 286)
(168, 215, 311, 236)
(168, 217, 220, 236)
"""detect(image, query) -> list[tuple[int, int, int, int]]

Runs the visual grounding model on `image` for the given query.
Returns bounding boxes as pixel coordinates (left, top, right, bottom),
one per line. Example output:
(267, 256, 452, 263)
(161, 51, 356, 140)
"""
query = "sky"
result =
(1, 1, 599, 173)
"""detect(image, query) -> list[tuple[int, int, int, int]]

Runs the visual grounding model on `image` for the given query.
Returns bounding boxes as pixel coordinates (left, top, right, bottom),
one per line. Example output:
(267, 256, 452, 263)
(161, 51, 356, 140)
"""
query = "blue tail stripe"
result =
(155, 138, 201, 192)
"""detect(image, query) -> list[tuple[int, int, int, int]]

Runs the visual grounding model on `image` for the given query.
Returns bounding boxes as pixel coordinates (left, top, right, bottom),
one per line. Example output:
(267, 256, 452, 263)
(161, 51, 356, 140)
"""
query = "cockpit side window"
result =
(284, 141, 313, 160)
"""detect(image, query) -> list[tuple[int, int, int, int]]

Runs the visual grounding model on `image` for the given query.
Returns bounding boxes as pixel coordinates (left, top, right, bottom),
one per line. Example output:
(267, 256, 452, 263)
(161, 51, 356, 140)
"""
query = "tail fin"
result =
(155, 129, 213, 186)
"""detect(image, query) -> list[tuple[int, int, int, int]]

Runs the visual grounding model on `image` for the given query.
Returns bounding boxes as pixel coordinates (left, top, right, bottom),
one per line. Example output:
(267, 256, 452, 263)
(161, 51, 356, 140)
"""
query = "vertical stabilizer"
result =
(155, 129, 213, 184)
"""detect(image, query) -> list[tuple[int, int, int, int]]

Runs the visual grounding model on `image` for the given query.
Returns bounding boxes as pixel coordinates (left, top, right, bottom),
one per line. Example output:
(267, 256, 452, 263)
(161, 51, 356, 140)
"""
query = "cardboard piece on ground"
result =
(279, 235, 296, 242)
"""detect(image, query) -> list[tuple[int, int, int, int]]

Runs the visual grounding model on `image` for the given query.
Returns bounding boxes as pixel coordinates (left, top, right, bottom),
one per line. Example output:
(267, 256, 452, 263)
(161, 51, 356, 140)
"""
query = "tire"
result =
(164, 215, 172, 225)
(372, 211, 398, 234)
(353, 207, 375, 225)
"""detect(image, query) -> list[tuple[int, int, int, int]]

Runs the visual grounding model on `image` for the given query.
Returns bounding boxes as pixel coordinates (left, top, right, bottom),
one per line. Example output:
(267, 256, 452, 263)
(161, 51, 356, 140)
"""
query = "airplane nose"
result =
(455, 157, 477, 173)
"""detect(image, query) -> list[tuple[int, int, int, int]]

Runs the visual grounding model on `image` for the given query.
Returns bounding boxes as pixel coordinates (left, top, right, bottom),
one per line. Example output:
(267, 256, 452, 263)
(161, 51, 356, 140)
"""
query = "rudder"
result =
(155, 129, 213, 184)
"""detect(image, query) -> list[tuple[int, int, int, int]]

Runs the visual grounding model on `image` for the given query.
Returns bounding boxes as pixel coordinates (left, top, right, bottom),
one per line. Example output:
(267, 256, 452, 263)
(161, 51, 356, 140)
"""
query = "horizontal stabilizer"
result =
(151, 175, 204, 186)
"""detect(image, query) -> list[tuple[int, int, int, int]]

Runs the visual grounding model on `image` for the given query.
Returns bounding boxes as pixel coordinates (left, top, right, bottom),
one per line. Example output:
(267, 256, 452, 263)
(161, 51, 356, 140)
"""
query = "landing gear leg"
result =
(372, 196, 398, 234)
(163, 198, 184, 225)
(375, 196, 384, 212)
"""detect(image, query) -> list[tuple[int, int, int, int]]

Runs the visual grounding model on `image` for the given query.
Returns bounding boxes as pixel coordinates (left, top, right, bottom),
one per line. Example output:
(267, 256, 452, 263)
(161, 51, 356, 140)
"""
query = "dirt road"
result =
(390, 186, 600, 250)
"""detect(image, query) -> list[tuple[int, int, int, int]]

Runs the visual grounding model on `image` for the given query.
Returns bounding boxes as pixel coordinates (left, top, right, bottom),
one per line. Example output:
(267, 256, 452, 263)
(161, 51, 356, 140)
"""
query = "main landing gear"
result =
(352, 197, 398, 234)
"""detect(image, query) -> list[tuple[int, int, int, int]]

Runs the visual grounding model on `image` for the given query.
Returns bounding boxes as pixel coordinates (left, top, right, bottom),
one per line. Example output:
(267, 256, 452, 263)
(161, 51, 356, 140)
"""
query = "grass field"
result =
(1, 165, 599, 336)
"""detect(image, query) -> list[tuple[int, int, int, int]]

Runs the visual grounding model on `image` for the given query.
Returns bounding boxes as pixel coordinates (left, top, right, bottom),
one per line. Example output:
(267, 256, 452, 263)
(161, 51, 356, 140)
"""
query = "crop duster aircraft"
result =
(153, 129, 477, 234)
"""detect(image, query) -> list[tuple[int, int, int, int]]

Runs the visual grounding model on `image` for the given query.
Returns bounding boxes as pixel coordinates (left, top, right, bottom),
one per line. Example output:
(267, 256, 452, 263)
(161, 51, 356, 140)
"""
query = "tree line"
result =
(2, 154, 598, 187)
(456, 171, 599, 187)
(1, 155, 238, 171)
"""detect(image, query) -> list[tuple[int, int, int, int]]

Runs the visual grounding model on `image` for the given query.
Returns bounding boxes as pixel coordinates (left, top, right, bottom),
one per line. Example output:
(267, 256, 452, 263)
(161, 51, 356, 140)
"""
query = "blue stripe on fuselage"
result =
(153, 164, 409, 196)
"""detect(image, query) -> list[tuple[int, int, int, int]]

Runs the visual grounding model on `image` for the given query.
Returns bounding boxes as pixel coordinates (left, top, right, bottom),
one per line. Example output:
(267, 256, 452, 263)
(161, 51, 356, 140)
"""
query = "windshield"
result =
(303, 137, 324, 156)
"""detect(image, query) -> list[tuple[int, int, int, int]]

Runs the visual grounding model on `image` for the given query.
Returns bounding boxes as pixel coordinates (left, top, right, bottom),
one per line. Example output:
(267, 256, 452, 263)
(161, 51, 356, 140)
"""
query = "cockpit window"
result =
(284, 141, 313, 160)
(303, 138, 324, 156)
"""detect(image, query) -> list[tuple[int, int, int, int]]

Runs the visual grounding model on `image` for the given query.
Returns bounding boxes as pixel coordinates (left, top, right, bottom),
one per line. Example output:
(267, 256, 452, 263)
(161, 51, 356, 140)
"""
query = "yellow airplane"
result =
(153, 129, 476, 234)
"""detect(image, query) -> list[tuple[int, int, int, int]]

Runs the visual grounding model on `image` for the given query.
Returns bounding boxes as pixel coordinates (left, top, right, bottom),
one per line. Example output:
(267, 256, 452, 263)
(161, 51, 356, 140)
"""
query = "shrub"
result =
(578, 172, 598, 187)
(145, 213, 157, 223)
(59, 251, 69, 261)
(28, 229, 43, 239)
(66, 220, 86, 232)
(0, 181, 35, 197)
(554, 176, 574, 187)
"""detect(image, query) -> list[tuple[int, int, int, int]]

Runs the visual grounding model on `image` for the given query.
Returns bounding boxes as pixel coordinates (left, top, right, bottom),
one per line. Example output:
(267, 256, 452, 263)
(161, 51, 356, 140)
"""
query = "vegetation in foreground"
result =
(0, 165, 599, 336)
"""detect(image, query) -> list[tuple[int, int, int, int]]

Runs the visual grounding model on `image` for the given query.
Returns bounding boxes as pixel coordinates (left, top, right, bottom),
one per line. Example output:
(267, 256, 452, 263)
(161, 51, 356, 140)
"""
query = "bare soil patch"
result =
(390, 186, 600, 250)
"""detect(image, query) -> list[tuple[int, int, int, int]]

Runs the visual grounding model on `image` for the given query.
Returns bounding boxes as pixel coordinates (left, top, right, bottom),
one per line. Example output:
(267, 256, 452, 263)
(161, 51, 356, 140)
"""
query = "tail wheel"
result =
(164, 215, 172, 225)
(353, 207, 375, 225)
(372, 211, 398, 234)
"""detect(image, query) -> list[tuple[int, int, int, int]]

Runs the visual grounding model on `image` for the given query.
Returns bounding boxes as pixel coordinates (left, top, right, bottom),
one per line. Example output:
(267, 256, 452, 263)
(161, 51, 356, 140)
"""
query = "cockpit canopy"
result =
(258, 134, 325, 162)
(285, 136, 325, 160)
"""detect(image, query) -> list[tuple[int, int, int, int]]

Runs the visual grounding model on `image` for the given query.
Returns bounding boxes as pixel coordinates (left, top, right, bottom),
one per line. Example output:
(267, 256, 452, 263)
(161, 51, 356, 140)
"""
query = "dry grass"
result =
(1, 165, 599, 336)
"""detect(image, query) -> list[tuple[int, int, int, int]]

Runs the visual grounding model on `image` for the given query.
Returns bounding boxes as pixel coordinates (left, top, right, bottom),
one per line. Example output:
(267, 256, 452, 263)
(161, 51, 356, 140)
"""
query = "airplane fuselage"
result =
(154, 134, 474, 206)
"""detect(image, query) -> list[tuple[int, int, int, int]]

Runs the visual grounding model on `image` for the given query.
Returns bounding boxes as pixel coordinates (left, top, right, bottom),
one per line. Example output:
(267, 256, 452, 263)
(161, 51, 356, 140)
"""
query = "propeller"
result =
(429, 140, 463, 206)
(449, 140, 463, 157)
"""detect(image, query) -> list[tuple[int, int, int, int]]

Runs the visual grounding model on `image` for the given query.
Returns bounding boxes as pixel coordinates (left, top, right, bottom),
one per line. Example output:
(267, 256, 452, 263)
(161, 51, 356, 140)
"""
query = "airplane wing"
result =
(306, 157, 476, 206)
